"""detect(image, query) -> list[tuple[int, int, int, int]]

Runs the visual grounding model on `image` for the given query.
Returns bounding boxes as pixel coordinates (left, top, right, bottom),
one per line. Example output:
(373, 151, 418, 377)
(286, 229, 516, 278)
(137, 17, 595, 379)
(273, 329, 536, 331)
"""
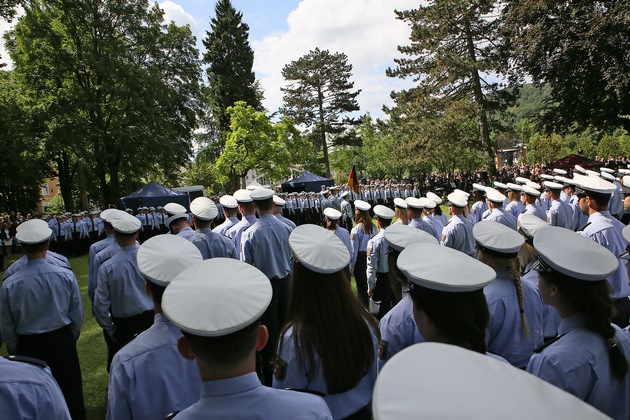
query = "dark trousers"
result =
(373, 272, 393, 320)
(106, 310, 154, 371)
(17, 325, 86, 420)
(612, 297, 630, 329)
(354, 251, 369, 308)
(259, 274, 290, 386)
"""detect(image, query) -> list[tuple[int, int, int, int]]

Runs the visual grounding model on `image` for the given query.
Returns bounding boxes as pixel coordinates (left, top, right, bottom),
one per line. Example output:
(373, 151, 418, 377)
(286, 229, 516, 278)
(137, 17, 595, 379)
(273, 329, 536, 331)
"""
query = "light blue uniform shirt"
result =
(485, 208, 518, 230)
(350, 224, 377, 269)
(521, 203, 547, 221)
(580, 211, 630, 299)
(570, 194, 588, 230)
(0, 259, 84, 354)
(483, 271, 544, 368)
(177, 226, 195, 240)
(366, 230, 388, 290)
(408, 217, 438, 240)
(275, 214, 297, 230)
(527, 315, 630, 420)
(88, 234, 115, 303)
(3, 251, 71, 280)
(441, 214, 475, 257)
(89, 242, 121, 306)
(331, 227, 352, 260)
(377, 294, 425, 370)
(470, 200, 488, 224)
(505, 200, 525, 219)
(189, 228, 238, 260)
(240, 214, 292, 280)
(107, 313, 202, 420)
(273, 325, 377, 419)
(0, 356, 71, 420)
(94, 245, 153, 334)
(228, 215, 258, 253)
(212, 216, 238, 236)
(177, 372, 332, 420)
(609, 180, 624, 218)
(521, 264, 561, 338)
(547, 199, 573, 229)
(425, 214, 444, 238)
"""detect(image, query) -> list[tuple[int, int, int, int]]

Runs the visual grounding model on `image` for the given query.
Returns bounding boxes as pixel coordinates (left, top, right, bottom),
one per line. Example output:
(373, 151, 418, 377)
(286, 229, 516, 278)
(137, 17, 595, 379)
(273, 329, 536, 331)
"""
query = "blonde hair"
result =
(518, 242, 537, 274)
(478, 250, 530, 338)
(395, 207, 408, 225)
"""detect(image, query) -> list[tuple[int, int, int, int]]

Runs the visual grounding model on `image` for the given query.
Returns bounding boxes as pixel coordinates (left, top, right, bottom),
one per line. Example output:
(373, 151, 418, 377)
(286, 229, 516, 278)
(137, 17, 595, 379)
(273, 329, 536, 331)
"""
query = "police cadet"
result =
(0, 355, 71, 419)
(94, 211, 154, 370)
(273, 195, 297, 230)
(3, 220, 71, 281)
(156, 206, 169, 234)
(544, 181, 573, 229)
(227, 189, 258, 252)
(351, 200, 378, 308)
(88, 209, 118, 305)
(405, 197, 438, 240)
(528, 227, 630, 419)
(373, 343, 609, 419)
(168, 212, 194, 240)
(520, 185, 547, 221)
(469, 184, 487, 225)
(377, 225, 437, 370)
(339, 191, 353, 231)
(473, 221, 544, 368)
(107, 235, 203, 420)
(0, 219, 86, 420)
(213, 195, 239, 235)
(273, 225, 377, 419)
(90, 213, 126, 309)
(574, 174, 630, 328)
(161, 258, 333, 419)
(240, 188, 293, 385)
(323, 207, 352, 260)
(189, 197, 237, 260)
(366, 205, 396, 319)
(505, 183, 525, 219)
(483, 187, 517, 230)
(441, 192, 475, 257)
(392, 197, 408, 225)
(601, 168, 624, 219)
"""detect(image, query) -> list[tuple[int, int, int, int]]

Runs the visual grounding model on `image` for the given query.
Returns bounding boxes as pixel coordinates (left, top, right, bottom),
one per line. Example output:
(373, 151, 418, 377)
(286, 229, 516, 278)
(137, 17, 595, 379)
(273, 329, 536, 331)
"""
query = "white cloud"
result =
(251, 0, 419, 119)
(159, 1, 200, 39)
(0, 9, 22, 70)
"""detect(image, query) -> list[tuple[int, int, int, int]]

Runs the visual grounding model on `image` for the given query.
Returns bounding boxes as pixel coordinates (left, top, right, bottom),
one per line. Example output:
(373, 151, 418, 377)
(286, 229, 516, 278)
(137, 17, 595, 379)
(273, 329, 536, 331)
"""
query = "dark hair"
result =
(239, 202, 255, 214)
(325, 217, 338, 230)
(541, 272, 628, 379)
(254, 198, 273, 212)
(387, 250, 404, 302)
(355, 210, 374, 235)
(409, 284, 489, 354)
(146, 280, 166, 305)
(377, 217, 392, 228)
(194, 218, 212, 229)
(22, 240, 49, 254)
(587, 192, 611, 209)
(182, 319, 261, 368)
(279, 262, 379, 394)
(433, 205, 443, 216)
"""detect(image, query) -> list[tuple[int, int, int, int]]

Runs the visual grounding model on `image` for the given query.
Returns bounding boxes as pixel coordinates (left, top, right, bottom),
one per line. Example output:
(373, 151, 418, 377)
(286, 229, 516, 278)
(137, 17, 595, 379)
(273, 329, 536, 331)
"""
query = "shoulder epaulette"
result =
(575, 222, 591, 232)
(164, 410, 179, 419)
(534, 334, 565, 353)
(3, 355, 48, 368)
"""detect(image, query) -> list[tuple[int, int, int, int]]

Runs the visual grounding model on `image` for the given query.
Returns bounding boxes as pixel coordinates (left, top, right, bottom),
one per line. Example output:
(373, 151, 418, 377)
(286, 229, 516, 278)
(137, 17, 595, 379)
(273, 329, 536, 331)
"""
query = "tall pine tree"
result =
(202, 0, 261, 155)
(281, 48, 361, 178)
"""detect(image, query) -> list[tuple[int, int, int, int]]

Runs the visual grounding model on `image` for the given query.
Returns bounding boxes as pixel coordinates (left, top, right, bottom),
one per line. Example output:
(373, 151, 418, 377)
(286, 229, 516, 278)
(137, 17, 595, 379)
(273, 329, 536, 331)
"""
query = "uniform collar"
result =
(558, 314, 586, 335)
(201, 372, 260, 398)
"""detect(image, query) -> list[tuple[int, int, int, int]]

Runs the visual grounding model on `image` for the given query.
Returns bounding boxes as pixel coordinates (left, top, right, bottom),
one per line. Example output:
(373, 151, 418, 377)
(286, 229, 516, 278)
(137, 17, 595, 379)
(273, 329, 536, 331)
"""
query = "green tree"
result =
(7, 0, 201, 208)
(598, 133, 623, 159)
(201, 0, 261, 155)
(503, 0, 630, 133)
(527, 133, 567, 164)
(386, 0, 513, 176)
(281, 48, 361, 178)
(215, 102, 310, 190)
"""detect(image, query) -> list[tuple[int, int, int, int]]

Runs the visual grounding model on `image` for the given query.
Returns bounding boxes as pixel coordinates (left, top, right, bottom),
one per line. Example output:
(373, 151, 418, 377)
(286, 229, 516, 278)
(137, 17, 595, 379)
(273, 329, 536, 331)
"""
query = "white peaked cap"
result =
(15, 219, 52, 244)
(323, 207, 342, 220)
(484, 187, 506, 203)
(426, 192, 442, 205)
(289, 225, 350, 274)
(447, 193, 467, 208)
(190, 197, 218, 221)
(393, 197, 407, 209)
(405, 197, 425, 209)
(138, 234, 203, 287)
(372, 343, 609, 420)
(162, 258, 272, 336)
(517, 214, 549, 241)
(384, 224, 438, 252)
(249, 188, 275, 201)
(272, 195, 286, 206)
(374, 205, 395, 220)
(398, 243, 495, 292)
(164, 202, 187, 215)
(110, 212, 142, 234)
(233, 189, 253, 203)
(534, 227, 618, 281)
(219, 195, 238, 209)
(473, 221, 524, 255)
(354, 200, 371, 212)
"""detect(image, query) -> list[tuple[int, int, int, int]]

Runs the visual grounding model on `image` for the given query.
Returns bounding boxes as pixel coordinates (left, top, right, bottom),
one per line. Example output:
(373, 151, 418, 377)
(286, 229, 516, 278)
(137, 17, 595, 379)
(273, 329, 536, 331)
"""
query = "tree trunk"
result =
(317, 88, 331, 178)
(56, 152, 74, 212)
(77, 162, 89, 210)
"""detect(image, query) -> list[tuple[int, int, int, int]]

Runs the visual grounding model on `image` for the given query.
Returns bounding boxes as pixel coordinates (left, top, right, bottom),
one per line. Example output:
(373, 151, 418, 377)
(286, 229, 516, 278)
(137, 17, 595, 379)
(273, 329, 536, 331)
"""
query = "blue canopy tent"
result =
(281, 171, 334, 193)
(120, 181, 189, 211)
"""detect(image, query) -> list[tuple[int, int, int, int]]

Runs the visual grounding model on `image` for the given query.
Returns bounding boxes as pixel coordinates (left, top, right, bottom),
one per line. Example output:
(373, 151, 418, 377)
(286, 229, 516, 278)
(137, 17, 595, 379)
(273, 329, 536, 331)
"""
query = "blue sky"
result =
(1, 0, 420, 118)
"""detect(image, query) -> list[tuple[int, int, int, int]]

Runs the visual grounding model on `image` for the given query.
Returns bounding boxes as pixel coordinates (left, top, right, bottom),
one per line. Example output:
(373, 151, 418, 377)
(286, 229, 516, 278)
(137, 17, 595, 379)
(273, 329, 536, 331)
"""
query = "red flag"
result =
(348, 164, 360, 194)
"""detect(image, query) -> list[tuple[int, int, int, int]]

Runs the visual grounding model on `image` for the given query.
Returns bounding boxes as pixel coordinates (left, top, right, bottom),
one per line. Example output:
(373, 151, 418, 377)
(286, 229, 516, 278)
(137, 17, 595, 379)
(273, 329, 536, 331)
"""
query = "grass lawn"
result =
(1, 254, 108, 419)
